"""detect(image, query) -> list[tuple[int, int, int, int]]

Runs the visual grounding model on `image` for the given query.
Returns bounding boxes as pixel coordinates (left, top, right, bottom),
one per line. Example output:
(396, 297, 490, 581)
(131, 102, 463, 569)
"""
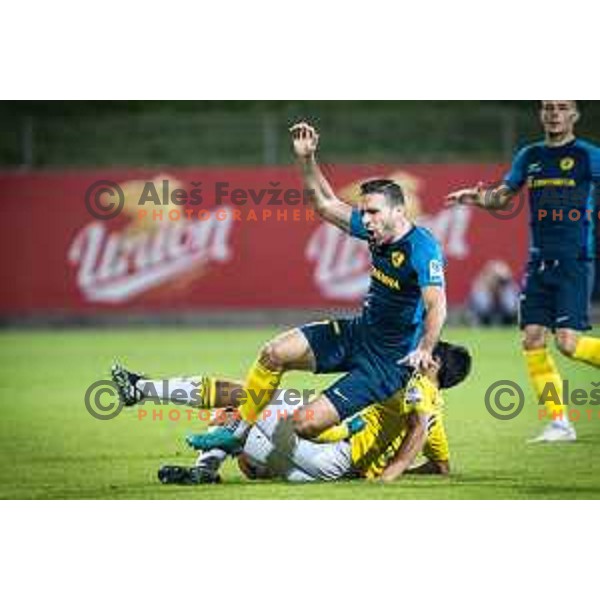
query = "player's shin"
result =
(524, 349, 567, 421)
(573, 336, 600, 368)
(196, 448, 228, 473)
(238, 358, 283, 424)
(136, 376, 218, 408)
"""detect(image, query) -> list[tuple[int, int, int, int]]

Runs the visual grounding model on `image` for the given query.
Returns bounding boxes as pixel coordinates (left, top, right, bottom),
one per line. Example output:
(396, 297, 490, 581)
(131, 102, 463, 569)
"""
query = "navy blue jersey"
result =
(504, 138, 600, 260)
(349, 209, 445, 357)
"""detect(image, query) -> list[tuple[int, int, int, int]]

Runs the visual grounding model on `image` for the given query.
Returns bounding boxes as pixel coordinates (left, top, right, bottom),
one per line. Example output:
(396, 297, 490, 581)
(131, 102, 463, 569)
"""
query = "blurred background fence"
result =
(3, 101, 600, 169)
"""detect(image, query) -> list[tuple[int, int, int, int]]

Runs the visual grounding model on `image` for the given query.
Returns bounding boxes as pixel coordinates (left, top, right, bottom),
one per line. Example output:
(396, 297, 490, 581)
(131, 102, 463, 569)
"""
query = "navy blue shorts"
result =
(299, 318, 413, 420)
(520, 258, 594, 332)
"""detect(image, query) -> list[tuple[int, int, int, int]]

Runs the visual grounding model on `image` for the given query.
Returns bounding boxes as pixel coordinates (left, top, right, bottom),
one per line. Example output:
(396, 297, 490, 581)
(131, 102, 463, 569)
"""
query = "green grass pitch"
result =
(1, 326, 600, 499)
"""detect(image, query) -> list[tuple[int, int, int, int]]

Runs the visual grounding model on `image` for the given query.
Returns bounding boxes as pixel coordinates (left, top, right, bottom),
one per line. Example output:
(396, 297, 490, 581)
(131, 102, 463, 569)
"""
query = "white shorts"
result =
(242, 390, 353, 482)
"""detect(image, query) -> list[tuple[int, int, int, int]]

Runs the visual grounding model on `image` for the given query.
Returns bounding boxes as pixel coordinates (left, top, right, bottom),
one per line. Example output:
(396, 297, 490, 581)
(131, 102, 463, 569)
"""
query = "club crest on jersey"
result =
(560, 157, 575, 171)
(391, 251, 405, 268)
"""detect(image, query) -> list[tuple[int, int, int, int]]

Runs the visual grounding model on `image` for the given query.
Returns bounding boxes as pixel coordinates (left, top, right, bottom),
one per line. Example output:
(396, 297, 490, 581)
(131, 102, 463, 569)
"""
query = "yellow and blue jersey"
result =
(300, 213, 445, 420)
(350, 374, 448, 479)
(349, 210, 445, 361)
(504, 138, 600, 261)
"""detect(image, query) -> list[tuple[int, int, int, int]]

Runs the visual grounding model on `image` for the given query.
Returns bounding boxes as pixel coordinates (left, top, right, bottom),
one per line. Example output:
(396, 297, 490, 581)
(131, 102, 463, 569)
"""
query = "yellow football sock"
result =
(524, 348, 565, 420)
(573, 336, 600, 368)
(199, 376, 217, 409)
(314, 423, 350, 444)
(238, 359, 282, 424)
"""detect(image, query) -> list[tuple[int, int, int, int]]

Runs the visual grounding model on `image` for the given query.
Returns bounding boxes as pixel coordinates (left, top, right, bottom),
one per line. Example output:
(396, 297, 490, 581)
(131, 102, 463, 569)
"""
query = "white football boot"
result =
(528, 420, 577, 443)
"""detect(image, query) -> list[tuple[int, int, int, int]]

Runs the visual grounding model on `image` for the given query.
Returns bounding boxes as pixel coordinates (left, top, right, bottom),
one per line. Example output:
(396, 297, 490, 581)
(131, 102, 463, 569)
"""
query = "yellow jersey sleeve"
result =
(401, 373, 438, 416)
(422, 407, 450, 463)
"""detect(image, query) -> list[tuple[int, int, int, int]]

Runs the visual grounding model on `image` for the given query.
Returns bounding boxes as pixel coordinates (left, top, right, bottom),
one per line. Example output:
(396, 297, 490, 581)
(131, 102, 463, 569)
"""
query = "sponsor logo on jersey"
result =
(429, 259, 444, 282)
(405, 385, 423, 405)
(527, 178, 576, 188)
(371, 266, 401, 290)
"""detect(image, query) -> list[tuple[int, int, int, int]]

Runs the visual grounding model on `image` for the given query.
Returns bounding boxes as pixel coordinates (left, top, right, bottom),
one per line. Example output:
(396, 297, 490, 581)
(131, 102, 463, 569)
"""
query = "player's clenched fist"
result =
(290, 122, 319, 159)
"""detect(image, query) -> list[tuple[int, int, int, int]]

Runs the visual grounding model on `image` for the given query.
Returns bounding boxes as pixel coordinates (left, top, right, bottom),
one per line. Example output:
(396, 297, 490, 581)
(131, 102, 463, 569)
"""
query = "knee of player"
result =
(259, 341, 286, 370)
(522, 330, 546, 351)
(555, 331, 578, 357)
(293, 417, 321, 439)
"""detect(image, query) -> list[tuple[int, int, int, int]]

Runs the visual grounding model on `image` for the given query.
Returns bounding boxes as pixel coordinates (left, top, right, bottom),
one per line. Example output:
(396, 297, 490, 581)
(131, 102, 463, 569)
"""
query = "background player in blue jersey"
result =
(188, 122, 447, 452)
(447, 101, 600, 442)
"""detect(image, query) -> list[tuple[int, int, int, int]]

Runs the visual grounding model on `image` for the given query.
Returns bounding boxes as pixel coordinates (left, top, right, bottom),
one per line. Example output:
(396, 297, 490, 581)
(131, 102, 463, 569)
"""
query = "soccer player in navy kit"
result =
(447, 101, 600, 442)
(185, 122, 447, 453)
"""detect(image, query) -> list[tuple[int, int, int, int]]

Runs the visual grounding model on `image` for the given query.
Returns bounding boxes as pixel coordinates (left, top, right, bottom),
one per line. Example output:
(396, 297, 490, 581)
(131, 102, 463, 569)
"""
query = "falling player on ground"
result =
(115, 342, 470, 484)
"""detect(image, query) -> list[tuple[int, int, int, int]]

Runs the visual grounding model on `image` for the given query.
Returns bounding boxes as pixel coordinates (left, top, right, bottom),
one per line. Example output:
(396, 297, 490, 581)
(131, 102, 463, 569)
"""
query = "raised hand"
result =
(290, 122, 319, 159)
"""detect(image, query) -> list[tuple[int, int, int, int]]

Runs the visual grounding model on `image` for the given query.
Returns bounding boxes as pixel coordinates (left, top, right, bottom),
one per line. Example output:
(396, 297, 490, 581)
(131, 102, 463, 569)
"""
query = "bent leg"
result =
(243, 403, 352, 482)
(293, 394, 342, 439)
(187, 322, 349, 451)
(554, 328, 579, 358)
(240, 328, 316, 423)
(568, 332, 600, 368)
(555, 259, 600, 367)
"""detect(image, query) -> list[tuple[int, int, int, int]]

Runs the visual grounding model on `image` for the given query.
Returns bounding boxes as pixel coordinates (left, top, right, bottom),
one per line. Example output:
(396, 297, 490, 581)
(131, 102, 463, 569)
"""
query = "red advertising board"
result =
(0, 165, 528, 315)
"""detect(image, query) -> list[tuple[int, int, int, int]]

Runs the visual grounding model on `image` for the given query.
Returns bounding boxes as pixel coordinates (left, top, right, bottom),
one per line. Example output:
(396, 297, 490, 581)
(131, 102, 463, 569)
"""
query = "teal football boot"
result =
(186, 425, 243, 453)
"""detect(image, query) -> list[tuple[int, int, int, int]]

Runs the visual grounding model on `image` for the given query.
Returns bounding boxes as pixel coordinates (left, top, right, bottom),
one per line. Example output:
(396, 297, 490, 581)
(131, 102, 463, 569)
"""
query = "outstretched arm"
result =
(290, 122, 354, 232)
(446, 146, 530, 211)
(445, 181, 515, 210)
(379, 411, 429, 482)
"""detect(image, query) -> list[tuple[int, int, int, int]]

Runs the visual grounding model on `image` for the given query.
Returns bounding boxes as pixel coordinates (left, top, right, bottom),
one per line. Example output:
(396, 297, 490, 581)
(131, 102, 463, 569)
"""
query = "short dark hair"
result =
(359, 179, 405, 207)
(433, 341, 472, 389)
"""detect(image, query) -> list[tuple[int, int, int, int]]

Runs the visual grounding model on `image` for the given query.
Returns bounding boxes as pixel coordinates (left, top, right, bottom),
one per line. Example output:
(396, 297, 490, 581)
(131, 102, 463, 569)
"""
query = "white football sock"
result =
(195, 449, 227, 471)
(136, 378, 200, 402)
(553, 412, 570, 425)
